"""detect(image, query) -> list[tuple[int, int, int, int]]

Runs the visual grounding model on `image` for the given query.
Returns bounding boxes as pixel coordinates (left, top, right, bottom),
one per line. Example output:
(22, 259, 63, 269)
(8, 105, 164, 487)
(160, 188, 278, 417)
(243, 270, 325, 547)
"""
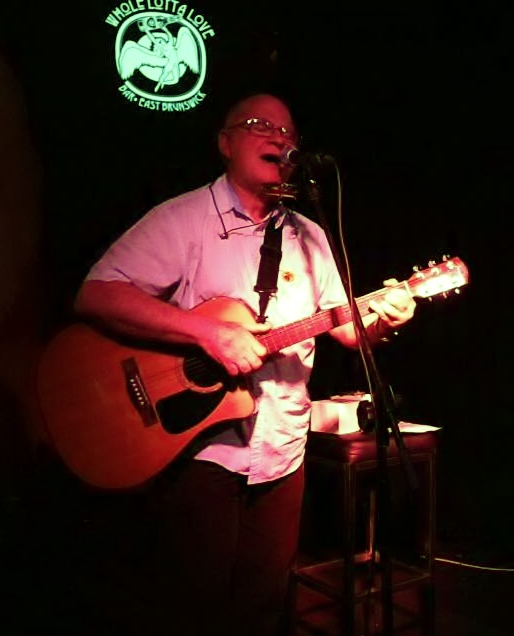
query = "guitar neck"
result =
(258, 287, 392, 355)
(257, 256, 469, 354)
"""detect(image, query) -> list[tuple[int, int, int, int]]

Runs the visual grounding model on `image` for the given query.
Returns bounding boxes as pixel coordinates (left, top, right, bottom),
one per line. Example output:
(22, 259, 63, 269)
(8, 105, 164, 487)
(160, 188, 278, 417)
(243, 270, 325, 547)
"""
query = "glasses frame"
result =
(225, 117, 299, 144)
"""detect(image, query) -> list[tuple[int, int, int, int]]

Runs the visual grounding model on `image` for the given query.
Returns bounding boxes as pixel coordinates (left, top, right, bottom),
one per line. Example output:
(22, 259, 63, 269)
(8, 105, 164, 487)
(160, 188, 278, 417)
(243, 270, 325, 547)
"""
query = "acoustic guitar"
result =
(36, 257, 468, 489)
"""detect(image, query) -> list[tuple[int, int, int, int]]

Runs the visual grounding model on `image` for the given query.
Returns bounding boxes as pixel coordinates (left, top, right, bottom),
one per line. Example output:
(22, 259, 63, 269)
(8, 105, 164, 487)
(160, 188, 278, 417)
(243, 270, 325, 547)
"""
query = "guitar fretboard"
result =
(258, 287, 394, 354)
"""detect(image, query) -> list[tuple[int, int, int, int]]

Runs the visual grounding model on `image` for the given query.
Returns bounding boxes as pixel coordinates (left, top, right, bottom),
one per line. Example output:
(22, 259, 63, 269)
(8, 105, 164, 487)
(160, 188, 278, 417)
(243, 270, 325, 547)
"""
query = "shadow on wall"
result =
(0, 51, 48, 495)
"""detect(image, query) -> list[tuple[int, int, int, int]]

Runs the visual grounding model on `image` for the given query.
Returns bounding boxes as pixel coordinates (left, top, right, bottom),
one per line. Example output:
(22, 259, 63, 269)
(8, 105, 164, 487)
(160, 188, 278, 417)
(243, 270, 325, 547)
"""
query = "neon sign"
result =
(106, 1, 216, 112)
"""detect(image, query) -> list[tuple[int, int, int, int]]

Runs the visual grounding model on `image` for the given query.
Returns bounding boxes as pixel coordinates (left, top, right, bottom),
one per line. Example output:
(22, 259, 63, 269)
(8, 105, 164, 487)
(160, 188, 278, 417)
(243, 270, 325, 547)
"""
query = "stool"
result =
(289, 428, 439, 635)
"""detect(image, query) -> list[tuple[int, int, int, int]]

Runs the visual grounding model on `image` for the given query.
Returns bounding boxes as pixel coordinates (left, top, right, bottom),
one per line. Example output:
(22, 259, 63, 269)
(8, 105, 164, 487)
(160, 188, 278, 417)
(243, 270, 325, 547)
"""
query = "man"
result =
(74, 93, 416, 635)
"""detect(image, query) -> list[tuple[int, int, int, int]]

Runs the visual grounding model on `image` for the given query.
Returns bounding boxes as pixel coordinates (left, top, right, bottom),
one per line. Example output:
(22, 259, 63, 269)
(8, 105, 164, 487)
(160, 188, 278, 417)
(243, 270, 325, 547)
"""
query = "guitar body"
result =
(37, 297, 255, 490)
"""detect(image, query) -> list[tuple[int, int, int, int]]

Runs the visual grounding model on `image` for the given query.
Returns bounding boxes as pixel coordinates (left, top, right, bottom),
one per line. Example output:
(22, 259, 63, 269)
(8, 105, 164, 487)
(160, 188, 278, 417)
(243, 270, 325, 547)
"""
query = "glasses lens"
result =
(281, 128, 296, 142)
(248, 119, 272, 134)
(231, 118, 297, 144)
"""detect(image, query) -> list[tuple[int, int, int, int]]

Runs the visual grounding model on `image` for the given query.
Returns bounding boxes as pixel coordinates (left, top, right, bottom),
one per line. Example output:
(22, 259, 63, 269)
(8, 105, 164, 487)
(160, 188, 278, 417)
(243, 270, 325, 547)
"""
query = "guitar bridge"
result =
(122, 357, 158, 427)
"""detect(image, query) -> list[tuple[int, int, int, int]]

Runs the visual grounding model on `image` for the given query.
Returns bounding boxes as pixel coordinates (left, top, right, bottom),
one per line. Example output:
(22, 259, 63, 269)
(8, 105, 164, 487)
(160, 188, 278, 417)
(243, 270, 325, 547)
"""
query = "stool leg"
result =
(422, 454, 437, 636)
(342, 464, 356, 635)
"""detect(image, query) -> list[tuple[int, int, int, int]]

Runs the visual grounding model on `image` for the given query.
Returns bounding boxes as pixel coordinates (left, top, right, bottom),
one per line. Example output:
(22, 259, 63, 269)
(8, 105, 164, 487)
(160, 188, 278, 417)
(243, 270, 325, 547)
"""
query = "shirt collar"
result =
(210, 174, 298, 237)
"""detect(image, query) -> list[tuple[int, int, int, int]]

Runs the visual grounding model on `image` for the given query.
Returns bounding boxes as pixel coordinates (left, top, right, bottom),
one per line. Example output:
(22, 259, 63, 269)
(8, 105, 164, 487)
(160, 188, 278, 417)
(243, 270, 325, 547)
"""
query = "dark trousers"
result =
(145, 459, 305, 636)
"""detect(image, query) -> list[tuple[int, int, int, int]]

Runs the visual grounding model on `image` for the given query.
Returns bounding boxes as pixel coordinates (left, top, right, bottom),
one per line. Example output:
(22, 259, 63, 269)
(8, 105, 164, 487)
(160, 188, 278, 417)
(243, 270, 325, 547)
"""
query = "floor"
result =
(2, 459, 514, 636)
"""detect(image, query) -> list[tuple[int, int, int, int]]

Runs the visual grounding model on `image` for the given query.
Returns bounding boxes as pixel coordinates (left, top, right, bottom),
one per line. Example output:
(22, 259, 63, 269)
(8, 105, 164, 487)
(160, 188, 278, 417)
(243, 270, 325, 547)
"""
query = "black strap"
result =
(254, 217, 283, 323)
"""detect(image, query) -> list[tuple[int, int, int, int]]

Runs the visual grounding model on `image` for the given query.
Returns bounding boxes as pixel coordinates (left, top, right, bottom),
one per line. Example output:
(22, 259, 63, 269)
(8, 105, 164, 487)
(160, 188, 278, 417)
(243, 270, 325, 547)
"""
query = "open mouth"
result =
(261, 153, 281, 164)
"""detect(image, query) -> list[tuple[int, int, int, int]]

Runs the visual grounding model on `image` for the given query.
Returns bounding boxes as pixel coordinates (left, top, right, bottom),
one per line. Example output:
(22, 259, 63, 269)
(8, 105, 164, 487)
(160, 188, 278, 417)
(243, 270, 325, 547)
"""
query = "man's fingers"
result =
(246, 321, 272, 334)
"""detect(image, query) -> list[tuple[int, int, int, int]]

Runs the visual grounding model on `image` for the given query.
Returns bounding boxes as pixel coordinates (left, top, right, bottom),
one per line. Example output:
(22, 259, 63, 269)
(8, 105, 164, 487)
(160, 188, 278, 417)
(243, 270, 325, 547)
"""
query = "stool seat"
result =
(290, 428, 439, 635)
(306, 429, 439, 464)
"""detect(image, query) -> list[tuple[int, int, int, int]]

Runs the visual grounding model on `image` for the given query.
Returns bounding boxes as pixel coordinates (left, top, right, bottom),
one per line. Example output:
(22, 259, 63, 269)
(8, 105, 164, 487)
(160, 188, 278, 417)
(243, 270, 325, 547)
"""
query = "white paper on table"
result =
(397, 422, 442, 433)
(310, 395, 442, 435)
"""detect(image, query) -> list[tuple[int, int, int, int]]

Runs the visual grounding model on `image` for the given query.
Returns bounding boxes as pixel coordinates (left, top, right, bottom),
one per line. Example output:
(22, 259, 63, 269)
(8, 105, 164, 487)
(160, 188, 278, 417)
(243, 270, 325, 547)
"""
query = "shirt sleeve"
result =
(303, 217, 348, 311)
(85, 199, 190, 298)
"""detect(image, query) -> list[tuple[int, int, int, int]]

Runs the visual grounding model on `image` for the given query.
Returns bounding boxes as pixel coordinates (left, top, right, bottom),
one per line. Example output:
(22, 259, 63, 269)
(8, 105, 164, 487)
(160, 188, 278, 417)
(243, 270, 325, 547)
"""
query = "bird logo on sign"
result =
(117, 20, 199, 93)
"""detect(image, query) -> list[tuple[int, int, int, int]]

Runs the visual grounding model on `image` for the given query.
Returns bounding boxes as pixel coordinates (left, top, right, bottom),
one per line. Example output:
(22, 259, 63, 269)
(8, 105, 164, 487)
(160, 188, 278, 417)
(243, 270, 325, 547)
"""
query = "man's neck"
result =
(229, 181, 276, 223)
(236, 188, 275, 223)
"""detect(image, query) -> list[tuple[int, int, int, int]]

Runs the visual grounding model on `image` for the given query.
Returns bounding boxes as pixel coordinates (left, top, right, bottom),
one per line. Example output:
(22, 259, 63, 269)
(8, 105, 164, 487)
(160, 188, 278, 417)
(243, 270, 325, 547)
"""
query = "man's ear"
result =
(218, 130, 231, 160)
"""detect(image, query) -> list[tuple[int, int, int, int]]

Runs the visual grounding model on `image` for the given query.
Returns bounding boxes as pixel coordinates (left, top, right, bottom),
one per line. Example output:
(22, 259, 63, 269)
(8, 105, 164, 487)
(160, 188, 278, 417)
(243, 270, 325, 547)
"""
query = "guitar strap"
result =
(254, 214, 284, 323)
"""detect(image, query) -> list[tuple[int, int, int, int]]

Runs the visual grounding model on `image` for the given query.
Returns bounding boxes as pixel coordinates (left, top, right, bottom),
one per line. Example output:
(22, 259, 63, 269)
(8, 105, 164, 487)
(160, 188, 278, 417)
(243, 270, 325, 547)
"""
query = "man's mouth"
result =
(261, 153, 281, 164)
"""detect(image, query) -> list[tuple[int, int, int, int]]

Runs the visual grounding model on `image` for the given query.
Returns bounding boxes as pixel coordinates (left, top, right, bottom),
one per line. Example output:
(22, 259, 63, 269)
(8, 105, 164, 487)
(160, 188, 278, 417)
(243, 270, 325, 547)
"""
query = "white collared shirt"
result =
(87, 175, 347, 483)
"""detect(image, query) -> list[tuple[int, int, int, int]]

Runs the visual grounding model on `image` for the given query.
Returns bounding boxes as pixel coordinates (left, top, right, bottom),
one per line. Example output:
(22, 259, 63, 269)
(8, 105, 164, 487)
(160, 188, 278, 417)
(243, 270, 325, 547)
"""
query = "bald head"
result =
(223, 94, 294, 130)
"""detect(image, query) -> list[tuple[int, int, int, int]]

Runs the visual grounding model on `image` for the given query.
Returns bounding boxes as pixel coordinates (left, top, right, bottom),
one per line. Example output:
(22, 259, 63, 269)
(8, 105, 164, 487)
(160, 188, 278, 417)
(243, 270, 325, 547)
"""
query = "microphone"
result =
(279, 146, 333, 167)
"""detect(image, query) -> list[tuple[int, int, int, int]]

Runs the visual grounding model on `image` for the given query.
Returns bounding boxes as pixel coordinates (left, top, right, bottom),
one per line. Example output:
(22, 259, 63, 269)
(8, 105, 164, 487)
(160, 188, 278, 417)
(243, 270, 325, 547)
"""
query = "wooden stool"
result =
(290, 428, 439, 635)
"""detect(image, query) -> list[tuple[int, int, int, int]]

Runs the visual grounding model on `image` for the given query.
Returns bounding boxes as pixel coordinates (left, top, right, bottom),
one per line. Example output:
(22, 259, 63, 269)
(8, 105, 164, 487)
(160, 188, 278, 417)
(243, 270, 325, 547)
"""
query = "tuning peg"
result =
(428, 260, 436, 267)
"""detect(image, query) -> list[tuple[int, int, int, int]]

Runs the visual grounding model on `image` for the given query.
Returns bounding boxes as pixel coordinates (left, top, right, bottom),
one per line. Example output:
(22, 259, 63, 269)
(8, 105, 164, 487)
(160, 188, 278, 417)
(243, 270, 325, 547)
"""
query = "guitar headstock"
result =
(407, 256, 469, 300)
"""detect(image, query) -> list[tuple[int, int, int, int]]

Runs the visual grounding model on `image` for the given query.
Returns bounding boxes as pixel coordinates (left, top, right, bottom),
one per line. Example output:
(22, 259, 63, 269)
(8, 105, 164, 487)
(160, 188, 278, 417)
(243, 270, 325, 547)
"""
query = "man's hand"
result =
(368, 278, 416, 329)
(199, 320, 271, 376)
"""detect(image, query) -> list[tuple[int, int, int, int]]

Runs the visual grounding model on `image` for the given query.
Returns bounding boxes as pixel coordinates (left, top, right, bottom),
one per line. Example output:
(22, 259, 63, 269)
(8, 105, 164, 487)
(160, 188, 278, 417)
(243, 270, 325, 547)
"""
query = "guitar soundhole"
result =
(157, 389, 226, 434)
(184, 352, 228, 388)
(157, 354, 240, 435)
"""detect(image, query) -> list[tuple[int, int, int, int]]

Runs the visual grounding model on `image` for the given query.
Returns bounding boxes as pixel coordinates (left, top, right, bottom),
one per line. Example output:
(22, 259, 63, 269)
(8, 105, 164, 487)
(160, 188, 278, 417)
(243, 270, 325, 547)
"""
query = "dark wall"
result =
(1, 1, 511, 550)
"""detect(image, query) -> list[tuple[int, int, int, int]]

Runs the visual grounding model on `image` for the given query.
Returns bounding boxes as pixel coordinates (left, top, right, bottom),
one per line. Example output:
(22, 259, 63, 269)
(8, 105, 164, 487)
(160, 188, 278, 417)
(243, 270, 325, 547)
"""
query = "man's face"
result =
(219, 96, 298, 193)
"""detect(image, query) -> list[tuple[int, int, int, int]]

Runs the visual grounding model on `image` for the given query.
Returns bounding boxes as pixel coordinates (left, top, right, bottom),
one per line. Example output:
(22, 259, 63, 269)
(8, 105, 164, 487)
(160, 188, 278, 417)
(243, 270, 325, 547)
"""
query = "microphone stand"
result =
(303, 169, 418, 635)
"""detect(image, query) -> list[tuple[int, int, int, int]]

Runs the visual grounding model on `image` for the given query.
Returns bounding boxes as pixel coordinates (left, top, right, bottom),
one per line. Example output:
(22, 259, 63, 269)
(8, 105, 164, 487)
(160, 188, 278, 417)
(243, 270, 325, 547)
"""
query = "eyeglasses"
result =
(225, 117, 298, 144)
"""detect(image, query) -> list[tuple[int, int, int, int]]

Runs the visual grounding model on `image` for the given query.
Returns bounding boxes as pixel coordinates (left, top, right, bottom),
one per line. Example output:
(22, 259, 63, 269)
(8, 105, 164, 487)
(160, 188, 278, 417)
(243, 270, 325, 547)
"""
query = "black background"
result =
(1, 1, 512, 552)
